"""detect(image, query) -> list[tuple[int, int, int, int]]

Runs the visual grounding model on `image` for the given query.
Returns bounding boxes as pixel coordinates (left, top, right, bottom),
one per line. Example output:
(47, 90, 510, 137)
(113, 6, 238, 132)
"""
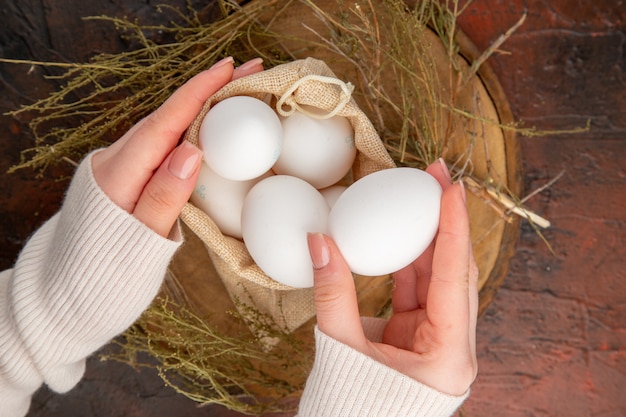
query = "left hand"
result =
(91, 57, 264, 237)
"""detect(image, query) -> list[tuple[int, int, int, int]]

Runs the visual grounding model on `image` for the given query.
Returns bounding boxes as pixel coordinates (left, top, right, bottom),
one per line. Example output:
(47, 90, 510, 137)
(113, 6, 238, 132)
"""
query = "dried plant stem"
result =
(4, 0, 279, 173)
(0, 57, 118, 71)
(459, 13, 527, 90)
(520, 169, 565, 204)
(105, 295, 310, 414)
(462, 175, 551, 228)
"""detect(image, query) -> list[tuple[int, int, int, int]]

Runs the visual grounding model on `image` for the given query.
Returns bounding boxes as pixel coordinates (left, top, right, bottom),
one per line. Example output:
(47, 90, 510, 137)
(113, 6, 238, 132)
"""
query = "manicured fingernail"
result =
(236, 57, 264, 71)
(459, 179, 467, 204)
(209, 56, 234, 70)
(438, 157, 452, 183)
(168, 141, 202, 180)
(307, 233, 330, 270)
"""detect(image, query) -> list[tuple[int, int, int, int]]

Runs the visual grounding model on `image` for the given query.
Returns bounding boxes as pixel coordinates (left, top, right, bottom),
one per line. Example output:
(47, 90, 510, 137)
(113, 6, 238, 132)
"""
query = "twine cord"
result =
(276, 74, 355, 119)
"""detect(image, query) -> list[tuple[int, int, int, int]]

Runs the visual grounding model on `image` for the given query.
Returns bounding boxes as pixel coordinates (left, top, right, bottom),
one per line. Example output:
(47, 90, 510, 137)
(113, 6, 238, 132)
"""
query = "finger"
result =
(91, 117, 149, 211)
(129, 57, 235, 151)
(413, 160, 454, 301)
(426, 182, 471, 341)
(95, 58, 236, 211)
(391, 159, 452, 313)
(132, 141, 203, 237)
(410, 240, 435, 309)
(427, 158, 453, 190)
(468, 228, 479, 373)
(103, 56, 260, 166)
(308, 233, 367, 351)
(391, 264, 418, 313)
(391, 239, 435, 313)
(233, 57, 264, 79)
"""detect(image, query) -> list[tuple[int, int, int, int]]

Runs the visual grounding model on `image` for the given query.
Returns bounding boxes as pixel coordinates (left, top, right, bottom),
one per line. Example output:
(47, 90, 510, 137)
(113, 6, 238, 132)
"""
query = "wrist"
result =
(299, 327, 469, 417)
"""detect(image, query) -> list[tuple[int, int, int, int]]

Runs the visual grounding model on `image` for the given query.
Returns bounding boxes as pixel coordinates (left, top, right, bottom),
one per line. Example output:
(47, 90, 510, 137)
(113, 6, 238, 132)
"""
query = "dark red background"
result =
(0, 1, 624, 416)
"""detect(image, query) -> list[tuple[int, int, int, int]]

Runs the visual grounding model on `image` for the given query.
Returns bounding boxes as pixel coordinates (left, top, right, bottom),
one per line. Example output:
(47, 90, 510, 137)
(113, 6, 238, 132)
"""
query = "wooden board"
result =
(254, 0, 522, 317)
(174, 0, 522, 326)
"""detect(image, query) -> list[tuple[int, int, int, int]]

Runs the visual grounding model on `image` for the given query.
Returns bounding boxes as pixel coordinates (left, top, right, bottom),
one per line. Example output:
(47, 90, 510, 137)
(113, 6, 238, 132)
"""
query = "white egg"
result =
(199, 96, 282, 181)
(241, 175, 330, 288)
(190, 162, 273, 239)
(273, 108, 356, 189)
(328, 167, 441, 276)
(319, 185, 347, 209)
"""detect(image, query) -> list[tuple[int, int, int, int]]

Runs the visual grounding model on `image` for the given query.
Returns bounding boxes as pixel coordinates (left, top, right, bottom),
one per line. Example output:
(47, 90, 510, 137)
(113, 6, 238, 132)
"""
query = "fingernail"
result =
(438, 157, 452, 183)
(236, 57, 264, 71)
(209, 56, 234, 70)
(459, 179, 467, 204)
(168, 141, 202, 180)
(307, 232, 330, 270)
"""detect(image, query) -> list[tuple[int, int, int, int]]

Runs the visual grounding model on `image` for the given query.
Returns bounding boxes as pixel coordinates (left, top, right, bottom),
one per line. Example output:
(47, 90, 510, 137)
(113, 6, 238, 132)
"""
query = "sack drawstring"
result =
(276, 74, 354, 119)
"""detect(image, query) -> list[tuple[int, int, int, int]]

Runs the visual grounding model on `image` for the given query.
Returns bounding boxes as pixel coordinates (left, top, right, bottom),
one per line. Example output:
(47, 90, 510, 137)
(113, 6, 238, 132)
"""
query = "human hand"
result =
(307, 160, 478, 396)
(91, 57, 264, 237)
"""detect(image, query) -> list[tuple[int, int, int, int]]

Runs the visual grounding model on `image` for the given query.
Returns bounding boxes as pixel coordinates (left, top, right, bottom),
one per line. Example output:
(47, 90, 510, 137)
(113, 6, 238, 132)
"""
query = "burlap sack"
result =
(181, 57, 395, 334)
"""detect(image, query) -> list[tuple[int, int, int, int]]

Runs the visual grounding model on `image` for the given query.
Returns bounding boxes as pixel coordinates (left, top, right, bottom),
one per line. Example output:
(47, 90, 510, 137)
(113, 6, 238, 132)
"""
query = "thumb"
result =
(132, 141, 203, 237)
(307, 233, 366, 350)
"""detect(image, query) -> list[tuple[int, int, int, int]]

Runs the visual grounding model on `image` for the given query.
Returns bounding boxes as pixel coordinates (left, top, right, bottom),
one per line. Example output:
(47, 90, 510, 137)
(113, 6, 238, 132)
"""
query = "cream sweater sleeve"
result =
(297, 318, 469, 417)
(0, 152, 181, 417)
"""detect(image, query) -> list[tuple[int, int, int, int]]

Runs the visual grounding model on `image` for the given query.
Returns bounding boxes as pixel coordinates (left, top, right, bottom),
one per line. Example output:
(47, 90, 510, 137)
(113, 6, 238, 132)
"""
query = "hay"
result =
(104, 293, 310, 414)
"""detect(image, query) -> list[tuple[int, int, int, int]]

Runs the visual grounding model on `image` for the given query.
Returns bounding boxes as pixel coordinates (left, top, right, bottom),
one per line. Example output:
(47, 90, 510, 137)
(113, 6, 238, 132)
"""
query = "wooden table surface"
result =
(1, 1, 624, 416)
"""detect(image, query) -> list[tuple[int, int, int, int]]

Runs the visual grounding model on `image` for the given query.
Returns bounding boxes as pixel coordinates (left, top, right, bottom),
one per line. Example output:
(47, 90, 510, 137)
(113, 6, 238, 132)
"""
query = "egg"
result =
(273, 108, 356, 189)
(199, 96, 282, 181)
(241, 175, 330, 288)
(190, 162, 273, 239)
(319, 185, 347, 208)
(328, 167, 441, 276)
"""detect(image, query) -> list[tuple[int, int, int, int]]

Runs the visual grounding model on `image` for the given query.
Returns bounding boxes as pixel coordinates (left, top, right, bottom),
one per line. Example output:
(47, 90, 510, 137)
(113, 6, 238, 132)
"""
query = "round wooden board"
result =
(253, 0, 522, 317)
(163, 0, 522, 402)
(170, 0, 521, 327)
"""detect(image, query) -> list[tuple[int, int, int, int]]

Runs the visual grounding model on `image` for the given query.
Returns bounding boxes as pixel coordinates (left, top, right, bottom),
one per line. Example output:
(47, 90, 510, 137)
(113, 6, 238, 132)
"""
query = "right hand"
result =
(308, 160, 478, 396)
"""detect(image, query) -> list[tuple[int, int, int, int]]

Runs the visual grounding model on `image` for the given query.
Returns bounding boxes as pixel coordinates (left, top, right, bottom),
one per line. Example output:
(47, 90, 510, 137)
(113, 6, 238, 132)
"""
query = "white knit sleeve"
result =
(297, 321, 469, 417)
(0, 152, 181, 417)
